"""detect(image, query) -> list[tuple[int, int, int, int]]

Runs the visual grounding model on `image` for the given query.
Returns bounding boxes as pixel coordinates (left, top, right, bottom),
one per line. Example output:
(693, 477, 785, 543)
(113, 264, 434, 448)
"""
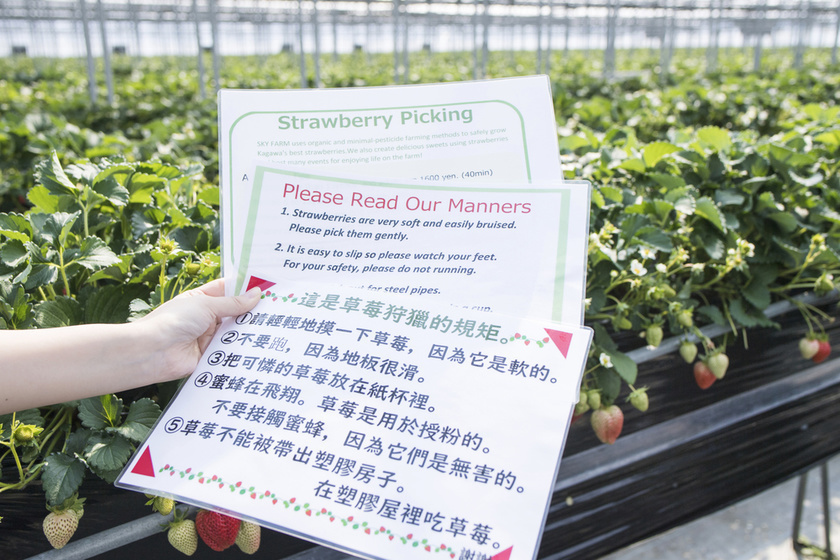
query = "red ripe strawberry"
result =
(800, 337, 820, 360)
(195, 510, 241, 551)
(813, 340, 831, 363)
(694, 361, 716, 389)
(590, 405, 624, 444)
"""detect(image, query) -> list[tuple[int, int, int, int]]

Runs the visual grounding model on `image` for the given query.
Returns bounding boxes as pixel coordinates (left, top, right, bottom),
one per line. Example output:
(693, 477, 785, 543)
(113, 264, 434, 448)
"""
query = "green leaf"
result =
(26, 185, 61, 213)
(600, 185, 624, 203)
(697, 126, 732, 152)
(84, 284, 148, 324)
(78, 395, 124, 430)
(729, 299, 777, 328)
(694, 197, 726, 232)
(42, 453, 86, 506)
(603, 348, 637, 385)
(92, 176, 130, 207)
(1, 239, 29, 267)
(635, 226, 672, 252)
(741, 277, 771, 310)
(649, 172, 686, 190)
(643, 142, 680, 168)
(197, 186, 220, 207)
(34, 297, 83, 328)
(593, 368, 622, 402)
(697, 305, 726, 326)
(115, 398, 161, 443)
(814, 130, 840, 146)
(618, 158, 646, 173)
(84, 433, 133, 473)
(558, 134, 592, 151)
(768, 144, 817, 170)
(71, 237, 121, 270)
(40, 212, 79, 247)
(768, 212, 798, 233)
(35, 151, 78, 196)
(788, 170, 824, 188)
(714, 189, 745, 207)
(0, 213, 33, 242)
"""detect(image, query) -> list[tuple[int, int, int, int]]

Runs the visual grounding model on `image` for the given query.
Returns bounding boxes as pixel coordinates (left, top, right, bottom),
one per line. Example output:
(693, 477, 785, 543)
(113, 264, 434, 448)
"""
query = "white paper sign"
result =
(233, 164, 589, 324)
(219, 76, 564, 278)
(117, 281, 592, 560)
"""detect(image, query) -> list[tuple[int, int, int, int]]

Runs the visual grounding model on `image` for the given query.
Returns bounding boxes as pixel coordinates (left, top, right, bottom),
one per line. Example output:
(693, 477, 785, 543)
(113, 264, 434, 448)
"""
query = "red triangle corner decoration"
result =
(491, 546, 513, 560)
(544, 328, 573, 358)
(246, 275, 276, 292)
(131, 446, 156, 477)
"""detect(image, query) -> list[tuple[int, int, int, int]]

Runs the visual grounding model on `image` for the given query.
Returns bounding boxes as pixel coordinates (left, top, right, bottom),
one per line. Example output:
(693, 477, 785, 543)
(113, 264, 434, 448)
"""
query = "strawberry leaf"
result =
(34, 297, 83, 328)
(84, 433, 133, 475)
(42, 453, 86, 507)
(115, 398, 161, 443)
(78, 395, 124, 429)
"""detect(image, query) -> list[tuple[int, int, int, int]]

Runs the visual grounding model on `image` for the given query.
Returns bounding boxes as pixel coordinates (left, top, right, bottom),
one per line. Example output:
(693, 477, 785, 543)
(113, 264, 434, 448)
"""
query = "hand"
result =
(137, 279, 262, 382)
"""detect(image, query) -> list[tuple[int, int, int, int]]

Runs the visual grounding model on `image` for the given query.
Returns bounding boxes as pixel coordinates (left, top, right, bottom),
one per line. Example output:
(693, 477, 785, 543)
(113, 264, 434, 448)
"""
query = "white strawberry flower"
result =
(630, 259, 647, 276)
(599, 353, 614, 368)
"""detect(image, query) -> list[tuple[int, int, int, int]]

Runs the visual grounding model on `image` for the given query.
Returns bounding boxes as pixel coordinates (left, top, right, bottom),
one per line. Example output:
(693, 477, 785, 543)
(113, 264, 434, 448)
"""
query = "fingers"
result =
(205, 286, 262, 319)
(193, 278, 226, 298)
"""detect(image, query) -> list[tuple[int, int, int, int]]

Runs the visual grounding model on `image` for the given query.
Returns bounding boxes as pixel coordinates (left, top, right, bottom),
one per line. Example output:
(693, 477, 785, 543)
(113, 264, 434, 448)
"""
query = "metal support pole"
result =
(794, 0, 808, 69)
(392, 0, 401, 84)
(753, 34, 763, 73)
(192, 0, 206, 100)
(604, 0, 617, 79)
(298, 0, 308, 88)
(96, 0, 114, 105)
(544, 0, 555, 75)
(833, 1, 840, 65)
(79, 0, 97, 104)
(208, 0, 221, 91)
(535, 0, 544, 75)
(481, 0, 490, 79)
(332, 9, 339, 62)
(707, 0, 720, 73)
(792, 459, 834, 559)
(312, 0, 322, 88)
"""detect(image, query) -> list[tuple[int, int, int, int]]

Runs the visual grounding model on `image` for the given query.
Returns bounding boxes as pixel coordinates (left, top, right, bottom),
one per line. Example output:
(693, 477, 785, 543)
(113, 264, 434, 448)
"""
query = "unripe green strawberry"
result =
(812, 340, 831, 364)
(799, 337, 820, 360)
(679, 341, 698, 363)
(236, 521, 262, 554)
(43, 510, 79, 549)
(707, 352, 729, 379)
(590, 405, 624, 444)
(693, 361, 716, 389)
(154, 497, 175, 516)
(13, 424, 42, 445)
(587, 390, 601, 411)
(815, 273, 834, 295)
(677, 309, 694, 328)
(645, 325, 663, 347)
(168, 519, 198, 556)
(574, 399, 590, 416)
(629, 388, 649, 412)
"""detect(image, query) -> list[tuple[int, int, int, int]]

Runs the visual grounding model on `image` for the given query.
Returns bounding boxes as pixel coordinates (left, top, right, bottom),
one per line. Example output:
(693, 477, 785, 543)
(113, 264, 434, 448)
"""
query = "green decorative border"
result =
(235, 165, 573, 324)
(161, 463, 458, 557)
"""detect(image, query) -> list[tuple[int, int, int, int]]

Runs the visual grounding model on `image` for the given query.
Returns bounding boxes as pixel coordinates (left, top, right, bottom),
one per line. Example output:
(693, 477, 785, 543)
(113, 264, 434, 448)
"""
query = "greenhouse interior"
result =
(2, 1, 840, 560)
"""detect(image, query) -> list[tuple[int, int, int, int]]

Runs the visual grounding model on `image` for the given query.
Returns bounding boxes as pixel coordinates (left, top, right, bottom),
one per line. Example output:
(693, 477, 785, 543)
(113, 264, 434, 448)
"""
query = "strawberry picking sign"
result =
(117, 279, 592, 560)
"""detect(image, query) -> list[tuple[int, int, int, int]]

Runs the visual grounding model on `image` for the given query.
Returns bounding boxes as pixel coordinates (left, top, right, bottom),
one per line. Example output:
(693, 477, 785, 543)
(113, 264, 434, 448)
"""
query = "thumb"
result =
(207, 286, 262, 319)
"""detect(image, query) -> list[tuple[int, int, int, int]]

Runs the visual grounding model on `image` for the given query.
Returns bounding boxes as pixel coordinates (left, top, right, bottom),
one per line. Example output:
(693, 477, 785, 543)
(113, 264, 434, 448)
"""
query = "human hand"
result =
(136, 279, 262, 382)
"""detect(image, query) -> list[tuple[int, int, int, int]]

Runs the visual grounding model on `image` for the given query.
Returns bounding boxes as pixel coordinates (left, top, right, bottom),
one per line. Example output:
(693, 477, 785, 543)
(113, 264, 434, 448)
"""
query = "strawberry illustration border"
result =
(159, 464, 457, 557)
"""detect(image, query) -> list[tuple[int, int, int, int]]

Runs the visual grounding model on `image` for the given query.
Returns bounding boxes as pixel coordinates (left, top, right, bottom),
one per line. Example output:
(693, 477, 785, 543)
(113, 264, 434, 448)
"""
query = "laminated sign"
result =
(117, 279, 593, 560)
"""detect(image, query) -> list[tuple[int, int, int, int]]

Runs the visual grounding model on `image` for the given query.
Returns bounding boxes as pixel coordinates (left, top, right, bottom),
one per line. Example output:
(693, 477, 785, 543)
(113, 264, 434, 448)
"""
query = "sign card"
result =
(117, 279, 593, 560)
(218, 76, 565, 277)
(233, 163, 590, 324)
